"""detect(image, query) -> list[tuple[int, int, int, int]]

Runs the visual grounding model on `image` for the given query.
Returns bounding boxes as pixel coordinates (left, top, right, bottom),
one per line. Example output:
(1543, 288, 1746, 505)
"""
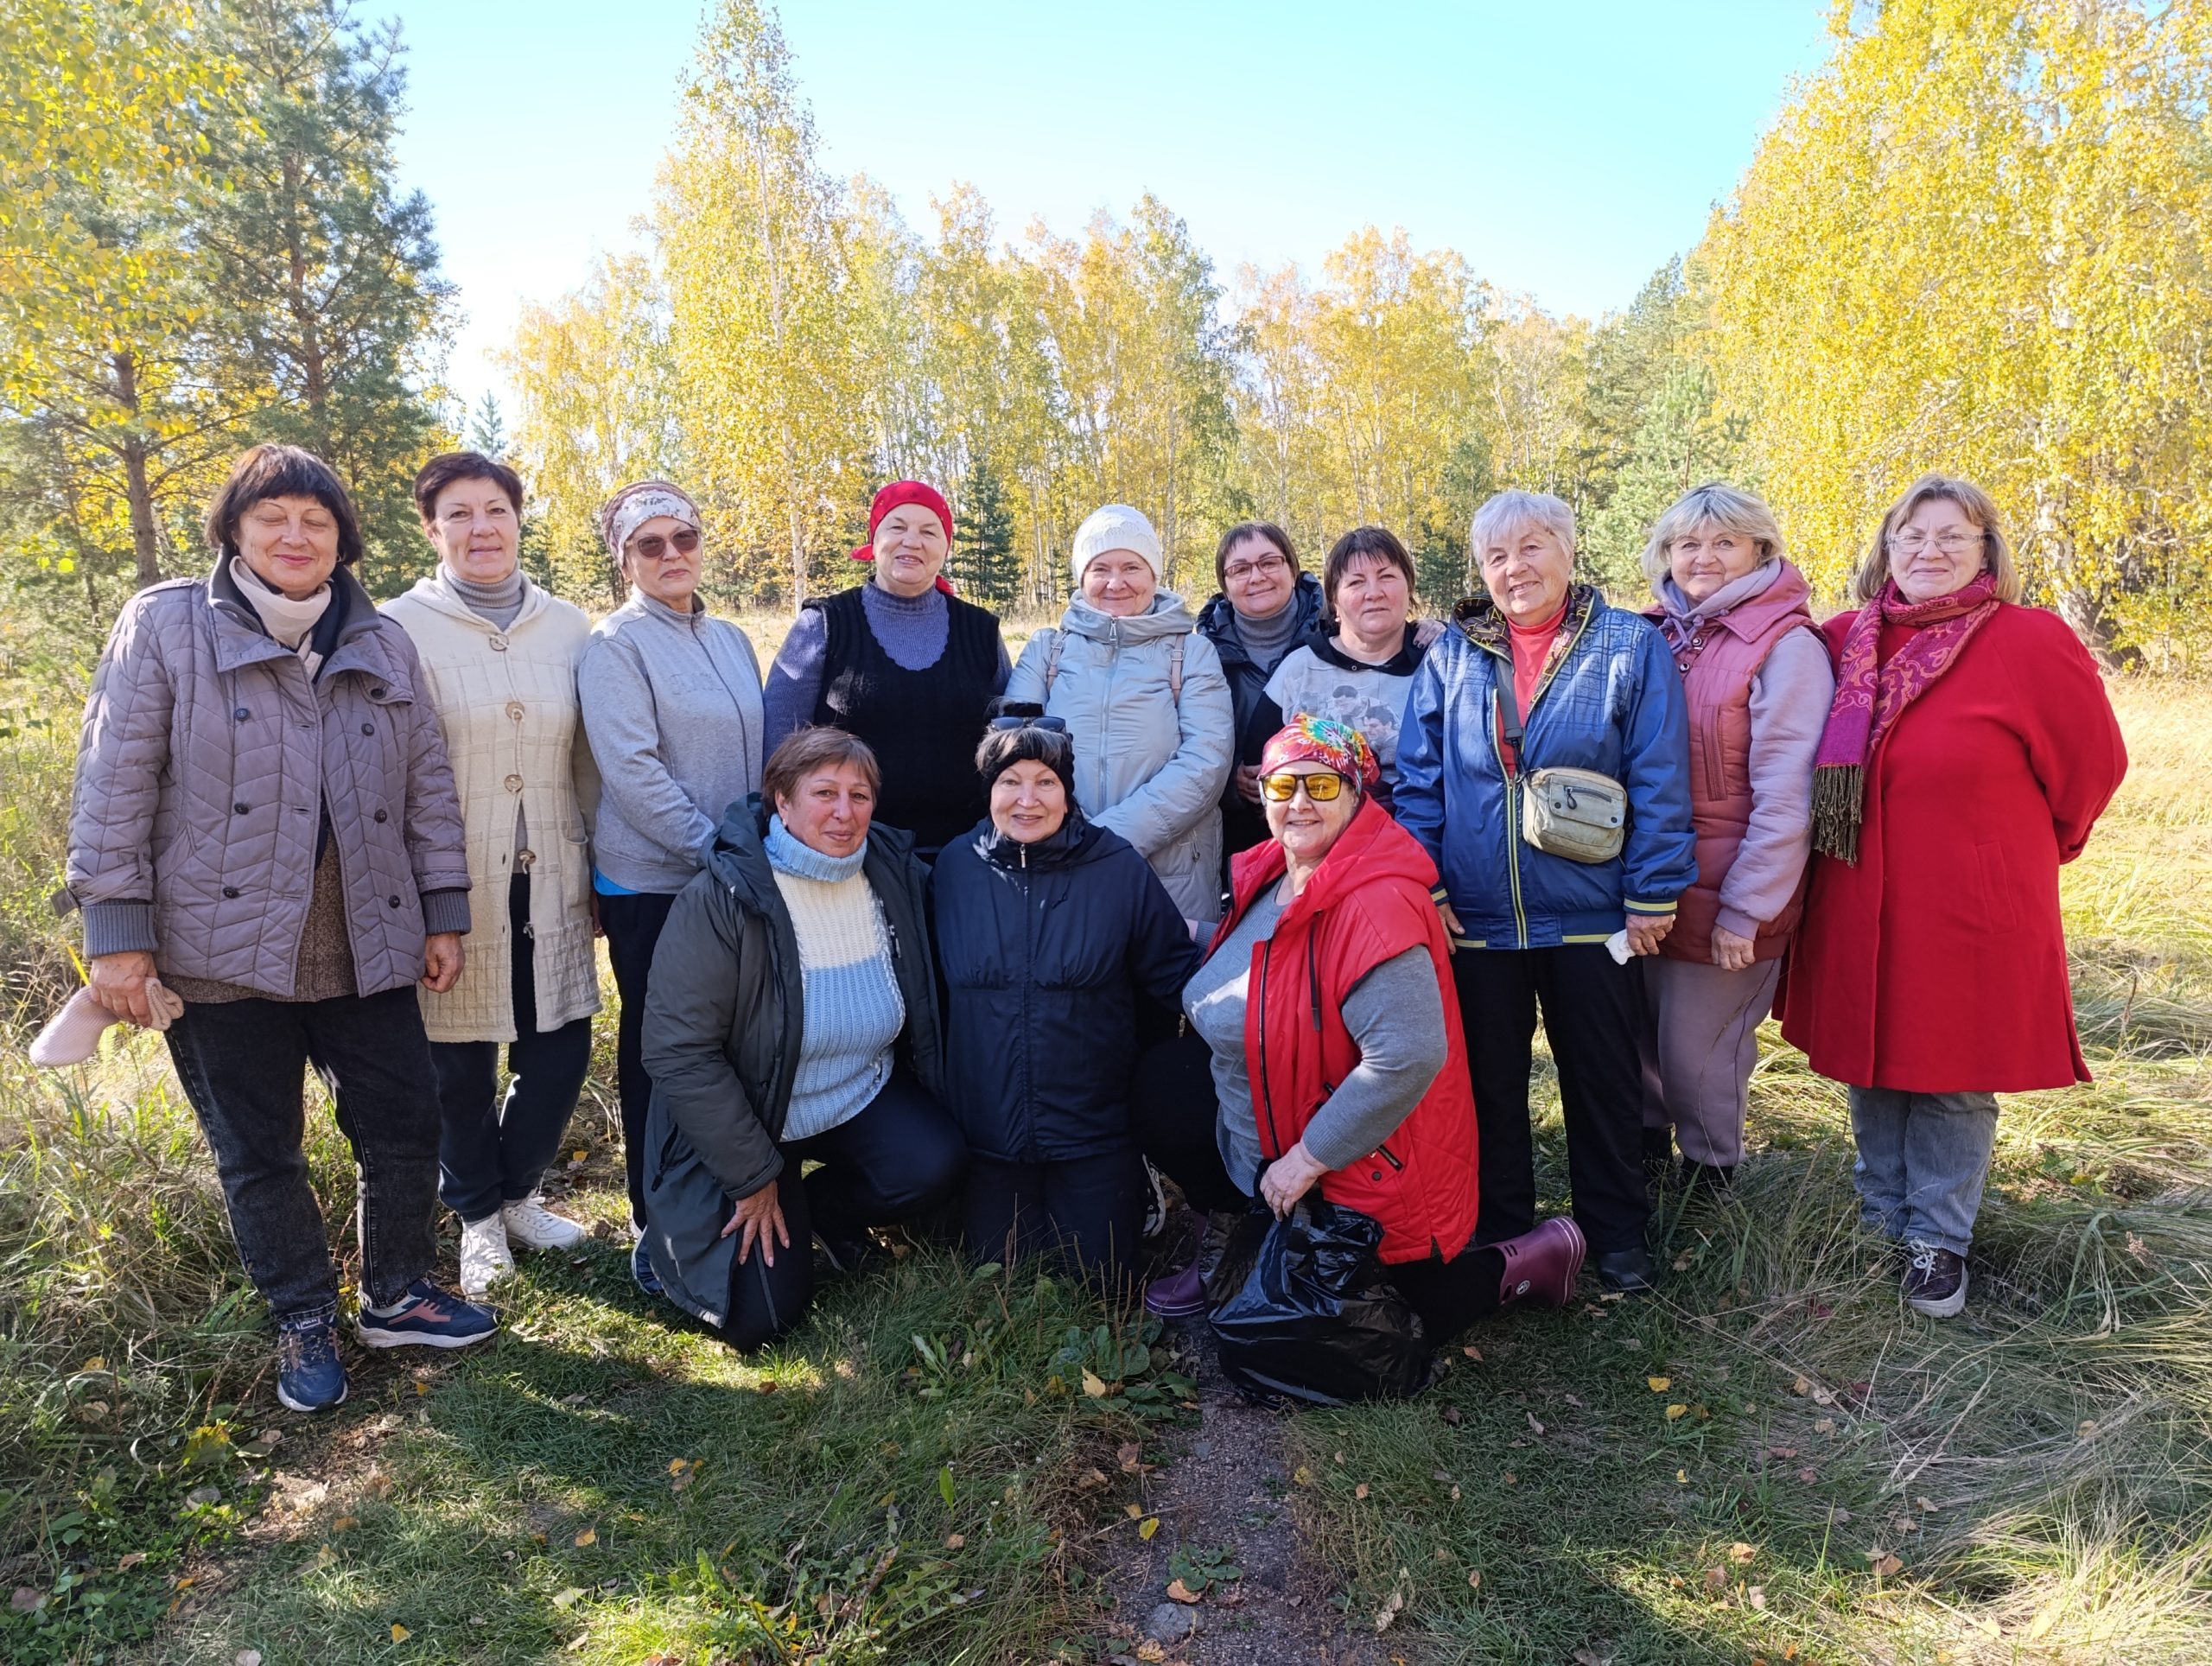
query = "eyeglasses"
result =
(627, 529, 701, 562)
(1224, 555, 1287, 584)
(1258, 770, 1347, 803)
(1886, 529, 1983, 556)
(988, 714, 1069, 733)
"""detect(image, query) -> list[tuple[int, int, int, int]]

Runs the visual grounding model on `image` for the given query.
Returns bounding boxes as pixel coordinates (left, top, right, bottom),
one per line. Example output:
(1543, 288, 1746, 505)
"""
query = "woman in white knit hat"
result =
(1004, 506, 1234, 923)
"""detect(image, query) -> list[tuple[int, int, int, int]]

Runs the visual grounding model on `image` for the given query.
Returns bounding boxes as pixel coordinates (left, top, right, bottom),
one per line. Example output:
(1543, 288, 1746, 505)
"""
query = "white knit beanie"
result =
(1071, 504, 1163, 585)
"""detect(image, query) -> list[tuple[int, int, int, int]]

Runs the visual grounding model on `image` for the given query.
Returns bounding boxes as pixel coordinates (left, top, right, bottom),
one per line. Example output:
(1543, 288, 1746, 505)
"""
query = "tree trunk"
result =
(283, 150, 332, 443)
(2053, 582, 2132, 672)
(112, 352, 162, 588)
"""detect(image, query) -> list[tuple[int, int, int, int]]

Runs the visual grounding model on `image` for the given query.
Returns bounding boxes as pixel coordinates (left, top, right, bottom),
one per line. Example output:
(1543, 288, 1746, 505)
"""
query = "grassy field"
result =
(1, 667, 2208, 1664)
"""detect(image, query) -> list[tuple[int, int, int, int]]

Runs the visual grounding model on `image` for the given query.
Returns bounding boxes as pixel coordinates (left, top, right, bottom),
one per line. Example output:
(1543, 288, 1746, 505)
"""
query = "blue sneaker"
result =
(356, 1280, 497, 1350)
(276, 1317, 348, 1412)
(631, 1237, 664, 1298)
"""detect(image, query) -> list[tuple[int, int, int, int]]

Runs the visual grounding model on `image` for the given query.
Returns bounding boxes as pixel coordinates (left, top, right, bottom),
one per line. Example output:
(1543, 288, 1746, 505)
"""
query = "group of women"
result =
(62, 440, 2126, 1413)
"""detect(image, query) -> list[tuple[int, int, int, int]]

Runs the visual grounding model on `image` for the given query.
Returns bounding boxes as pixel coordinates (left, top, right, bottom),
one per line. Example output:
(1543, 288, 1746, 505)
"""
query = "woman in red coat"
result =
(1778, 474, 2126, 1319)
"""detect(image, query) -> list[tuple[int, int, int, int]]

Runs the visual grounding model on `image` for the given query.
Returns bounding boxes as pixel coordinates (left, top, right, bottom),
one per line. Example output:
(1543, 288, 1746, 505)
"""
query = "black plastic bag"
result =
(1205, 1197, 1431, 1406)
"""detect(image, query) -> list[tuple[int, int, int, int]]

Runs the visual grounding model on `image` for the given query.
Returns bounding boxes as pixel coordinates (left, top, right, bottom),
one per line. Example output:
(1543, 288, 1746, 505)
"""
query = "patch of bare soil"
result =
(1091, 1315, 1404, 1666)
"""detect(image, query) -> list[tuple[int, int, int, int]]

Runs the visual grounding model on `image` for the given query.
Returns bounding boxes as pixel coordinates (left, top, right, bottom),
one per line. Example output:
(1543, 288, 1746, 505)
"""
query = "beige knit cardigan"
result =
(383, 569, 601, 1043)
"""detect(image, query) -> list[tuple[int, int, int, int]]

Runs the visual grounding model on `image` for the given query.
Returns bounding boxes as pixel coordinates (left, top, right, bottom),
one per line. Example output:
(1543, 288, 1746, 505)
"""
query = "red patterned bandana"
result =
(1811, 571, 1999, 862)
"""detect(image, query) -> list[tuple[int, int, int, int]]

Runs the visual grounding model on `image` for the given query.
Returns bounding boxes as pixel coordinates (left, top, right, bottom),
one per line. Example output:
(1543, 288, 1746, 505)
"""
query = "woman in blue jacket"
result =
(1396, 490, 1697, 1294)
(932, 706, 1201, 1281)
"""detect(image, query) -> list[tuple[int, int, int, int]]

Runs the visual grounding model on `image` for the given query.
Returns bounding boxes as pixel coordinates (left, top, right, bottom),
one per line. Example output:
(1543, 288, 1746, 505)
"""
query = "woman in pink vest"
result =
(1638, 483, 1834, 1192)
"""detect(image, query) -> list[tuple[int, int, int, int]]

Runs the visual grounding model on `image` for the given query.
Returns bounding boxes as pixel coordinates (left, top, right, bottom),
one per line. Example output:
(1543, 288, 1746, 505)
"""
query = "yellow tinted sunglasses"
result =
(1258, 770, 1348, 803)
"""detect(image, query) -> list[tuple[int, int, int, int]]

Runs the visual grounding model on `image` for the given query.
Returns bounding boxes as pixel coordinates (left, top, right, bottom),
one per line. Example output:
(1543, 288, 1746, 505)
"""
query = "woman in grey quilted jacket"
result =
(66, 444, 497, 1415)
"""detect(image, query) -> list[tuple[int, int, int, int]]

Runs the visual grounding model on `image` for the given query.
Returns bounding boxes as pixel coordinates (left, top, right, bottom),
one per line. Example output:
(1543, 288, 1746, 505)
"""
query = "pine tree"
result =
(466, 392, 508, 460)
(953, 457, 1020, 608)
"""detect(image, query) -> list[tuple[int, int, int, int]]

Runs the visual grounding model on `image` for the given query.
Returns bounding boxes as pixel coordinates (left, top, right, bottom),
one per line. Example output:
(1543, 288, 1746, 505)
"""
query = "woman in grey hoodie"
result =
(1004, 505, 1235, 924)
(578, 480, 765, 1292)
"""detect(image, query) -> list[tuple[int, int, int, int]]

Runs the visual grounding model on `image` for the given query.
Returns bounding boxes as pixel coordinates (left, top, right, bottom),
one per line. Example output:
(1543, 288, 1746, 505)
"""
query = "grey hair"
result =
(1471, 490, 1576, 565)
(1641, 481, 1786, 593)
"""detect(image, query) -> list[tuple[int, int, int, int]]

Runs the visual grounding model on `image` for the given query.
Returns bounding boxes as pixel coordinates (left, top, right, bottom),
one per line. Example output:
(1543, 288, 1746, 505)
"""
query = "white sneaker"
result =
(502, 1194, 587, 1252)
(458, 1213, 515, 1298)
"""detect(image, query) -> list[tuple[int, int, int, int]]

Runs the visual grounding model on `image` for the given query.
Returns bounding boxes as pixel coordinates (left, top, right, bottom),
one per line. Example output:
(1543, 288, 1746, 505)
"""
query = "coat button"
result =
(233, 707, 250, 722)
(374, 808, 389, 823)
(387, 894, 402, 908)
(505, 701, 525, 721)
(489, 635, 509, 652)
(233, 802, 249, 815)
(505, 773, 523, 792)
(371, 686, 387, 698)
(517, 847, 537, 868)
(360, 722, 374, 735)
(221, 886, 241, 899)
(1371, 1171, 1383, 1181)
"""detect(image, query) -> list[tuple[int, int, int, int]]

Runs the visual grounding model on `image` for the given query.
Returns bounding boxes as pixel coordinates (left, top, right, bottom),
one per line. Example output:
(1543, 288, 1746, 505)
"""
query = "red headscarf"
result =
(852, 480, 957, 595)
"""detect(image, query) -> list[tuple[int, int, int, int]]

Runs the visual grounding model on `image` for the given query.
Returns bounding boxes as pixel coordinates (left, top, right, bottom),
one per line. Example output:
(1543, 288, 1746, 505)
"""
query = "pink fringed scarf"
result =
(1810, 572, 1999, 863)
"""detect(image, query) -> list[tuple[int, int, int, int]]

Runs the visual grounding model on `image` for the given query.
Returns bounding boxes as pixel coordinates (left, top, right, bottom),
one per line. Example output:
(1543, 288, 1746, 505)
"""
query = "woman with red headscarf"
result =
(764, 481, 1011, 858)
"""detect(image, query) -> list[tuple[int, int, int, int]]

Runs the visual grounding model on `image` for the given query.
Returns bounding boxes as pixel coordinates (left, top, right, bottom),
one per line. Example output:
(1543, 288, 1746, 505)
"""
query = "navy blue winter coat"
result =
(932, 814, 1200, 1163)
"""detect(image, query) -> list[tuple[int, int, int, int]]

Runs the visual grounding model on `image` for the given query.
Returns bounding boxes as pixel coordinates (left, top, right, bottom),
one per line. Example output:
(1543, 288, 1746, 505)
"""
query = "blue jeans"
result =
(1847, 1086, 2000, 1256)
(165, 986, 442, 1325)
(433, 874, 594, 1223)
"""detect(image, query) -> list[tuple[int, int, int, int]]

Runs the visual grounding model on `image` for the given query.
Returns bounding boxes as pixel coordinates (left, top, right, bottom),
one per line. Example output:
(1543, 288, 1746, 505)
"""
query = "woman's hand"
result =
(1259, 1140, 1332, 1219)
(1709, 924, 1757, 972)
(421, 932, 465, 993)
(89, 951, 160, 1027)
(1624, 914, 1675, 957)
(1233, 763, 1263, 805)
(720, 1181, 791, 1267)
(1437, 899, 1465, 951)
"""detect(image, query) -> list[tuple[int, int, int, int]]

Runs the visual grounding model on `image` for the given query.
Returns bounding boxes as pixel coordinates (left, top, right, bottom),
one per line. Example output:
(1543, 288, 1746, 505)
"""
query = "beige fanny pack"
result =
(1497, 662, 1628, 865)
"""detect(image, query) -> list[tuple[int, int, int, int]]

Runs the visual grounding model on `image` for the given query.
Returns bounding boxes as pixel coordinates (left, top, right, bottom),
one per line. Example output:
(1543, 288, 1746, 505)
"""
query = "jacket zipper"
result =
(1489, 667, 1529, 950)
(1254, 938, 1284, 1158)
(1377, 1141, 1404, 1172)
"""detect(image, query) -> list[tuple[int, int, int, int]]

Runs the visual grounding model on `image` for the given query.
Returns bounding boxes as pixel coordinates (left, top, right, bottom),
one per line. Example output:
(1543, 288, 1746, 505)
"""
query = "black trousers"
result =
(963, 1149, 1147, 1282)
(1452, 944, 1649, 1255)
(431, 874, 595, 1223)
(721, 1069, 967, 1351)
(599, 887, 678, 1229)
(166, 986, 441, 1323)
(1129, 1031, 1248, 1212)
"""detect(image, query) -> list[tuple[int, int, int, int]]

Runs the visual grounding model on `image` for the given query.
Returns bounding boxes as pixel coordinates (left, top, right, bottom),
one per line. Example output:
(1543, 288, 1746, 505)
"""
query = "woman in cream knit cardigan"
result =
(385, 452, 601, 1297)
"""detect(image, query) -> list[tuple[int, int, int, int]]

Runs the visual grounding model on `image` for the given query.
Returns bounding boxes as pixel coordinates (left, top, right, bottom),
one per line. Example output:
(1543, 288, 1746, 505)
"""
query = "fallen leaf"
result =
(1334, 1451, 1345, 1464)
(11, 1588, 42, 1614)
(1873, 1553, 1904, 1578)
(667, 1458, 690, 1474)
(1138, 1517, 1160, 1541)
(332, 1517, 357, 1533)
(1729, 1542, 1758, 1566)
(1748, 1585, 1766, 1612)
(1355, 1483, 1370, 1500)
(236, 1651, 264, 1666)
(1374, 1587, 1404, 1631)
(1672, 1248, 1694, 1271)
(1666, 1403, 1688, 1421)
(1813, 1416, 1835, 1434)
(118, 1552, 146, 1571)
(573, 1528, 595, 1548)
(1081, 1370, 1109, 1398)
(944, 1533, 965, 1549)
(1563, 1393, 1583, 1408)
(390, 1623, 410, 1642)
(1527, 1413, 1545, 1435)
(1791, 1375, 1812, 1396)
(1676, 1469, 1688, 1485)
(1076, 1467, 1108, 1491)
(1916, 1495, 1940, 1513)
(1118, 1441, 1144, 1472)
(1462, 1345, 1484, 1361)
(1135, 1643, 1166, 1663)
(1440, 1405, 1464, 1426)
(1293, 1466, 1314, 1486)
(1467, 1568, 1482, 1588)
(1124, 1503, 1142, 1518)
(1166, 1578, 1201, 1604)
(1648, 1376, 1673, 1392)
(1502, 1472, 1516, 1486)
(1450, 1485, 1461, 1500)
(314, 1546, 336, 1568)
(1811, 1386, 1835, 1407)
(1703, 1566, 1727, 1592)
(551, 1587, 584, 1609)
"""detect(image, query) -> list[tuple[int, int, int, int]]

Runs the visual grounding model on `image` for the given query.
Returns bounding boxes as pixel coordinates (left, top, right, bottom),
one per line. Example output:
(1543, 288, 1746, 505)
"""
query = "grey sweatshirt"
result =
(1185, 881, 1447, 1191)
(1653, 565, 1835, 937)
(579, 592, 766, 893)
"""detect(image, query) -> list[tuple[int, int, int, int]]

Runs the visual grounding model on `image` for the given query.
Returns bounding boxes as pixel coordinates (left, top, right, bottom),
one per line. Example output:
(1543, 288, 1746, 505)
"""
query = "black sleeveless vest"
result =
(808, 585, 1002, 855)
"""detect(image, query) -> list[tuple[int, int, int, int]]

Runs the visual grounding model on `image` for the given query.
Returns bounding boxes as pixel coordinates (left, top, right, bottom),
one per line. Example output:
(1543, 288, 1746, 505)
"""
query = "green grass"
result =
(3, 677, 2211, 1663)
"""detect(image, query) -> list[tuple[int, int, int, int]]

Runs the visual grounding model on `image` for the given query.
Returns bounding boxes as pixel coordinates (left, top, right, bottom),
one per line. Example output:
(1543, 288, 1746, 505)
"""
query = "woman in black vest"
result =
(763, 480, 1009, 858)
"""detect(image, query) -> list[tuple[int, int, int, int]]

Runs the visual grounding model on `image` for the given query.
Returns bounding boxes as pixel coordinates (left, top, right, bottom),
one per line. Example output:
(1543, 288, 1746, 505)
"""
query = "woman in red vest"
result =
(1637, 484, 1834, 1193)
(1145, 715, 1585, 1338)
(1778, 474, 2126, 1319)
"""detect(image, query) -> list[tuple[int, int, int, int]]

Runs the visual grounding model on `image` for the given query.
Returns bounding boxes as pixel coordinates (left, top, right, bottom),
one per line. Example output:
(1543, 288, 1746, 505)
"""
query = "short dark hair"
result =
(1215, 520, 1298, 592)
(763, 727, 882, 811)
(204, 444, 365, 568)
(975, 703, 1080, 810)
(1321, 525, 1416, 621)
(414, 451, 524, 523)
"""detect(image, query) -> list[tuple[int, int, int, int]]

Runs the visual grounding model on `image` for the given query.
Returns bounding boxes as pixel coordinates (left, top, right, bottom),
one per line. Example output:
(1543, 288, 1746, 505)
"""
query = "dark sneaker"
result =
(276, 1317, 347, 1413)
(1495, 1217, 1586, 1307)
(1143, 1261, 1205, 1319)
(1596, 1246, 1659, 1294)
(631, 1237, 664, 1298)
(356, 1280, 498, 1350)
(1902, 1241, 1968, 1318)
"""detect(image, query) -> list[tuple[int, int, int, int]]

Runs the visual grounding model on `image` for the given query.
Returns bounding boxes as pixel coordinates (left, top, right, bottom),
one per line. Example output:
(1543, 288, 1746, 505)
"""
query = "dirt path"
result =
(1092, 1314, 1400, 1666)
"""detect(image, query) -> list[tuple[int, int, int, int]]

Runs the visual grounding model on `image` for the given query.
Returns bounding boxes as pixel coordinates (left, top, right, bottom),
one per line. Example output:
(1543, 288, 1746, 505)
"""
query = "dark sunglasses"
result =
(1258, 770, 1348, 803)
(627, 529, 701, 562)
(988, 714, 1069, 733)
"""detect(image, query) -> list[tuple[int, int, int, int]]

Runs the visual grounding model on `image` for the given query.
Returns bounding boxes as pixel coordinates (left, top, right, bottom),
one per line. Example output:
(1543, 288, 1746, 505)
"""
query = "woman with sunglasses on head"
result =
(763, 480, 1011, 860)
(932, 705, 1202, 1283)
(579, 480, 766, 1295)
(1134, 715, 1586, 1336)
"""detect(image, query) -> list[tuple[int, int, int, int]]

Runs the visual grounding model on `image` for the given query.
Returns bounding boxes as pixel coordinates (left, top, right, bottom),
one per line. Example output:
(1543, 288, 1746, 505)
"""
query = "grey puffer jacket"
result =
(66, 557, 471, 997)
(1004, 595, 1234, 920)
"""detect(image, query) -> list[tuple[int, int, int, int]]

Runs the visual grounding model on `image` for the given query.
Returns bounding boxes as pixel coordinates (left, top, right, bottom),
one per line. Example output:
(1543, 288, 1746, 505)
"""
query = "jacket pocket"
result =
(1975, 842, 2018, 934)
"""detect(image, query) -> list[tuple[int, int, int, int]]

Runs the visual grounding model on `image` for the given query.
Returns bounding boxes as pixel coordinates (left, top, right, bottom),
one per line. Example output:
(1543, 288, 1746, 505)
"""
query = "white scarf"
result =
(230, 557, 334, 677)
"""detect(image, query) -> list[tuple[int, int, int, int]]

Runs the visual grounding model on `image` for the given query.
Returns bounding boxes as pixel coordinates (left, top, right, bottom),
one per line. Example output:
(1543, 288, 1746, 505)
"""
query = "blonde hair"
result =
(1853, 474, 2022, 604)
(1471, 490, 1575, 563)
(1641, 481, 1784, 594)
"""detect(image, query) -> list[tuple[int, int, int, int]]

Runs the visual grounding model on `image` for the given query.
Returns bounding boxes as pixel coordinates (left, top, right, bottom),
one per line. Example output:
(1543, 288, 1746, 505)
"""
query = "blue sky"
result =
(382, 1, 1839, 419)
